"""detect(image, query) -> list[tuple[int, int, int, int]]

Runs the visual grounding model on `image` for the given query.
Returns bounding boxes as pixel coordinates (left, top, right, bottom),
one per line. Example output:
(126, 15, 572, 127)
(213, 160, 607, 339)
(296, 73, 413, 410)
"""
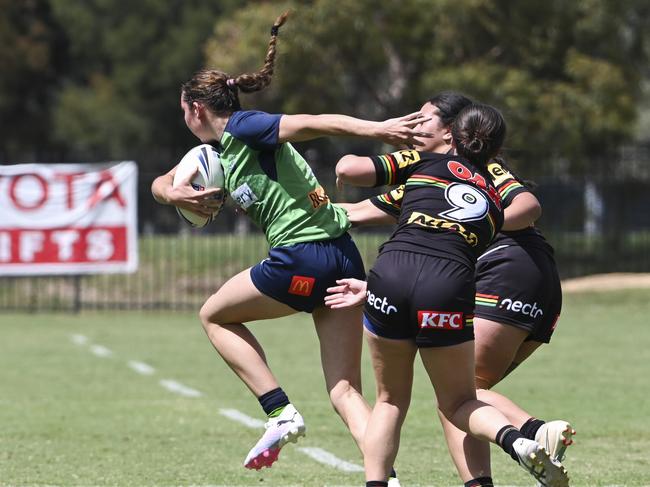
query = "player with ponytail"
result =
(152, 12, 428, 474)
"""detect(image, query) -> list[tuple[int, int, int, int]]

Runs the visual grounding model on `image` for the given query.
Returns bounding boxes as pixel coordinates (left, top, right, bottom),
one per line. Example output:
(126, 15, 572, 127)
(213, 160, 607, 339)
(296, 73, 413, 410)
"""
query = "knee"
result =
(437, 392, 475, 421)
(199, 301, 220, 333)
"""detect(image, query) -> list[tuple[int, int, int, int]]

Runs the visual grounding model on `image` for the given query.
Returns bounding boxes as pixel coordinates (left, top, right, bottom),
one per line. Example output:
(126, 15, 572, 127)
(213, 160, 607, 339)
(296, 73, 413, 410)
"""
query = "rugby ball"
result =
(172, 144, 225, 228)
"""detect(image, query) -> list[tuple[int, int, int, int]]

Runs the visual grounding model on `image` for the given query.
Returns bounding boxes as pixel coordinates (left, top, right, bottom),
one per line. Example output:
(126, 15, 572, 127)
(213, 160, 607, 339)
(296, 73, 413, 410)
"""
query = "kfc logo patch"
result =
(418, 311, 464, 330)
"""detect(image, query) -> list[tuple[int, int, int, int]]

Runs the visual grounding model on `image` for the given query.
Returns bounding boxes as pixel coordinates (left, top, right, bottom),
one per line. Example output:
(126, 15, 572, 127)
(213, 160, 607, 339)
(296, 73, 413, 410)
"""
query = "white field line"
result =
(218, 408, 265, 428)
(128, 360, 155, 375)
(70, 334, 89, 345)
(69, 333, 369, 474)
(298, 447, 364, 472)
(159, 379, 203, 398)
(89, 344, 112, 357)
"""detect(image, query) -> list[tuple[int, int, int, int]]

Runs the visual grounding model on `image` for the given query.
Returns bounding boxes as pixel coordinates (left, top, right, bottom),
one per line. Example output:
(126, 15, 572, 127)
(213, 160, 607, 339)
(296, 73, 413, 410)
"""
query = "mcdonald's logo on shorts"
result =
(288, 275, 316, 296)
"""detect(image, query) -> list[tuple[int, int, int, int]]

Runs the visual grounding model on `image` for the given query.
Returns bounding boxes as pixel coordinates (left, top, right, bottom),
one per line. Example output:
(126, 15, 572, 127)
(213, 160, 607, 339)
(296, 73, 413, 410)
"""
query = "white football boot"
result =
(387, 475, 402, 487)
(535, 420, 576, 462)
(512, 437, 569, 487)
(243, 404, 306, 470)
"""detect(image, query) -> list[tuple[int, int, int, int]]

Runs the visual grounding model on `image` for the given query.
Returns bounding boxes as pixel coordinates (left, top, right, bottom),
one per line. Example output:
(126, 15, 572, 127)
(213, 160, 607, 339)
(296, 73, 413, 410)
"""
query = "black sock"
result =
(257, 387, 290, 417)
(520, 417, 545, 439)
(465, 476, 494, 487)
(496, 424, 525, 461)
(366, 482, 388, 487)
(389, 468, 397, 478)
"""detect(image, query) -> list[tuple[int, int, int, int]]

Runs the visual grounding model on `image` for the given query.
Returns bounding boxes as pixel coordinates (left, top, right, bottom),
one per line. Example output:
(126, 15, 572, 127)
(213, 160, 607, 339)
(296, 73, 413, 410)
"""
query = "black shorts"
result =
(474, 244, 562, 343)
(363, 251, 475, 348)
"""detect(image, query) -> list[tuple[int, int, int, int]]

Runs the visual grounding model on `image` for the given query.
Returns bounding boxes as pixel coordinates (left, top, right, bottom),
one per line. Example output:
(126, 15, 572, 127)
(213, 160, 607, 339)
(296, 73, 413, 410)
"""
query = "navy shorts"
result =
(363, 251, 475, 348)
(250, 233, 366, 313)
(474, 244, 562, 343)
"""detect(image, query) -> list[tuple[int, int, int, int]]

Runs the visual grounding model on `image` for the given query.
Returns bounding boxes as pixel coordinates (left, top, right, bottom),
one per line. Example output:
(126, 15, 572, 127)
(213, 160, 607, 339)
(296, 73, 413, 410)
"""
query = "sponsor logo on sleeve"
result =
(288, 275, 315, 297)
(418, 310, 464, 330)
(487, 162, 513, 186)
(307, 186, 330, 209)
(393, 150, 421, 168)
(231, 182, 258, 209)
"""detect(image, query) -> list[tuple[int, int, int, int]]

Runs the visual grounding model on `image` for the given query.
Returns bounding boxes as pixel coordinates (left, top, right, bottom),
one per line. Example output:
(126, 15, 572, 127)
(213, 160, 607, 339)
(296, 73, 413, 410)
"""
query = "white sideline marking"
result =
(90, 344, 112, 357)
(70, 334, 89, 345)
(128, 360, 155, 375)
(159, 379, 202, 398)
(218, 408, 265, 428)
(298, 447, 364, 472)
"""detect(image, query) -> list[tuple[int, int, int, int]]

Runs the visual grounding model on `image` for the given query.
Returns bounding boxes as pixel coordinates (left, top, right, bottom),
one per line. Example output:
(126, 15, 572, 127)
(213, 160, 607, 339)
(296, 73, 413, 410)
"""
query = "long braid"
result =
(181, 12, 289, 113)
(234, 11, 289, 93)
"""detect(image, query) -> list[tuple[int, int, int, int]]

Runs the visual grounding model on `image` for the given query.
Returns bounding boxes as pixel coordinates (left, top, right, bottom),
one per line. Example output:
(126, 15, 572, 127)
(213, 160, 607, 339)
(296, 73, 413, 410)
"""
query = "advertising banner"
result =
(0, 162, 138, 275)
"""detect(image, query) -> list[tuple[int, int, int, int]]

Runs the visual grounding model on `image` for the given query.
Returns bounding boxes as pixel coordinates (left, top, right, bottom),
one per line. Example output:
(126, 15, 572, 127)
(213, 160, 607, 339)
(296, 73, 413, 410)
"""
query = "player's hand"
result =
(167, 168, 224, 217)
(324, 278, 368, 308)
(376, 111, 433, 147)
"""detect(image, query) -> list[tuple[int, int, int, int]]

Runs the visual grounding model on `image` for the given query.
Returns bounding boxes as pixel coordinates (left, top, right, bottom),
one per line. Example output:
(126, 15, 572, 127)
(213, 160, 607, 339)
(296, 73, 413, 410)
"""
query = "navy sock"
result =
(520, 417, 545, 439)
(257, 387, 290, 417)
(465, 476, 494, 487)
(465, 477, 494, 487)
(390, 468, 397, 478)
(496, 425, 525, 461)
(366, 482, 388, 487)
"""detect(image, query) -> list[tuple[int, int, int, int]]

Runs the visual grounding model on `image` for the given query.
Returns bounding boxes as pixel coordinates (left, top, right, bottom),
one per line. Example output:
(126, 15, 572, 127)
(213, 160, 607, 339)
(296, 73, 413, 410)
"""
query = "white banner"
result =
(0, 161, 138, 275)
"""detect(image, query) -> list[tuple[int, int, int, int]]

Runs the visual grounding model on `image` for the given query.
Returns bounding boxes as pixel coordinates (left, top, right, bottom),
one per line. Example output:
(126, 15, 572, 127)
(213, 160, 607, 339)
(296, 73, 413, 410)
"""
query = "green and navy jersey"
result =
(218, 110, 349, 248)
(370, 150, 504, 267)
(371, 158, 553, 255)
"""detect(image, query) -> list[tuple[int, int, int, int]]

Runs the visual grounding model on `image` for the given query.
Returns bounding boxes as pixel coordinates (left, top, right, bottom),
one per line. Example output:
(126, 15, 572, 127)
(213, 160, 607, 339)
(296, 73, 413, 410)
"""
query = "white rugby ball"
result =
(172, 144, 225, 228)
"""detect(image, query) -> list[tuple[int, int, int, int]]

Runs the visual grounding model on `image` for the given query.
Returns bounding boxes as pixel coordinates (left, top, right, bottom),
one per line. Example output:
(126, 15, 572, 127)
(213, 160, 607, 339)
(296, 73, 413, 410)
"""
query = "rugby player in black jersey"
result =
(330, 103, 569, 487)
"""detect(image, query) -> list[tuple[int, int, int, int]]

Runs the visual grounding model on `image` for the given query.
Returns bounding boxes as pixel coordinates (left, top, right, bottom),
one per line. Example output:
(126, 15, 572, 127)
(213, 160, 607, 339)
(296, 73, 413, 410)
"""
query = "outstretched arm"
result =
(337, 200, 397, 227)
(278, 111, 432, 146)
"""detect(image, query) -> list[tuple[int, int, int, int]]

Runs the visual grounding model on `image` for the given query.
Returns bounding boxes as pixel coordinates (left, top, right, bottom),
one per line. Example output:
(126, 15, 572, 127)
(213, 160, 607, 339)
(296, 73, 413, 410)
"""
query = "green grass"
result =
(1, 290, 649, 486)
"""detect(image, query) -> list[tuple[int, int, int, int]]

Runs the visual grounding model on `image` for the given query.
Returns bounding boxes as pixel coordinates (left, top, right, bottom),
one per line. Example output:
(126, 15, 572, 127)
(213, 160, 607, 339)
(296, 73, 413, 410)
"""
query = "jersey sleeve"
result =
(369, 185, 404, 218)
(226, 110, 282, 151)
(370, 149, 422, 186)
(486, 160, 528, 207)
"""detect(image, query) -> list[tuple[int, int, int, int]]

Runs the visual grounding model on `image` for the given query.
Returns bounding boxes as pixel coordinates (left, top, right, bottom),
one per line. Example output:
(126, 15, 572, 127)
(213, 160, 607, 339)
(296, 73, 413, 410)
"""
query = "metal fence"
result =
(2, 171, 650, 312)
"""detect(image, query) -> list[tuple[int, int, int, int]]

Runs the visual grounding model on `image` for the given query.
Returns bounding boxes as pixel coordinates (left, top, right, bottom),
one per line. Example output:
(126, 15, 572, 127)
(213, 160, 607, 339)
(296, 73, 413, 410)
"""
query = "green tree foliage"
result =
(49, 0, 233, 167)
(205, 0, 649, 176)
(0, 0, 66, 160)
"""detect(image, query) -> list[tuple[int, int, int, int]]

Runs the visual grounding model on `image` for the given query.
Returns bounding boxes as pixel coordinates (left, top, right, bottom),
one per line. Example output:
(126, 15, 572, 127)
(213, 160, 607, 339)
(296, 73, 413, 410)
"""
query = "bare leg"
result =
(476, 339, 543, 427)
(312, 305, 371, 451)
(363, 329, 417, 482)
(438, 318, 539, 482)
(199, 267, 297, 397)
(419, 341, 511, 443)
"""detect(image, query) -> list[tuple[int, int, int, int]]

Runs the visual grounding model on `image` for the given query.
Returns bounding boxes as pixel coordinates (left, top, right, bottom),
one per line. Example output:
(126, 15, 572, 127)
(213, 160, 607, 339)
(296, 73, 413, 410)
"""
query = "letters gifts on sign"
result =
(0, 162, 138, 275)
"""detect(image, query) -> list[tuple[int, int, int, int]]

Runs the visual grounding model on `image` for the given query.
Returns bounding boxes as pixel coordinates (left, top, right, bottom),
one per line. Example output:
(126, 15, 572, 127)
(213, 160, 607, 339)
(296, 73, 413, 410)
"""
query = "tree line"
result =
(1, 0, 649, 183)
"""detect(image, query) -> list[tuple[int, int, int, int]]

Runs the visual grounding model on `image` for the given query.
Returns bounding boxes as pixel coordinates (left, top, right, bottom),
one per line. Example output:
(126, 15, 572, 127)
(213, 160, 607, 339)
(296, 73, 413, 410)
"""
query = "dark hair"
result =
(452, 104, 506, 167)
(180, 11, 289, 114)
(428, 91, 474, 127)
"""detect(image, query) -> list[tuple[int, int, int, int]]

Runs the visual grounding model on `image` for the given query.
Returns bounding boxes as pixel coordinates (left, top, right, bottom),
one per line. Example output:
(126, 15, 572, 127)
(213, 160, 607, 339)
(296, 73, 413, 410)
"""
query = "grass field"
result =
(1, 289, 649, 486)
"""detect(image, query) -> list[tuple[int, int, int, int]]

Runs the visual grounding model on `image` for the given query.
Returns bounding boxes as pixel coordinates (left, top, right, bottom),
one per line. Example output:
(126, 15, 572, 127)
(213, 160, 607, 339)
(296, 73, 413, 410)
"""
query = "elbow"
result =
(335, 155, 375, 187)
(335, 155, 357, 184)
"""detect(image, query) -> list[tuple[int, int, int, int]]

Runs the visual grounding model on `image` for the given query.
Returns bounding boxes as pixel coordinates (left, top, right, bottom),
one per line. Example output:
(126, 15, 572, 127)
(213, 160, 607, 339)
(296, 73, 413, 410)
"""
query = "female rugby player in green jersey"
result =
(330, 92, 573, 487)
(151, 12, 428, 475)
(331, 104, 569, 487)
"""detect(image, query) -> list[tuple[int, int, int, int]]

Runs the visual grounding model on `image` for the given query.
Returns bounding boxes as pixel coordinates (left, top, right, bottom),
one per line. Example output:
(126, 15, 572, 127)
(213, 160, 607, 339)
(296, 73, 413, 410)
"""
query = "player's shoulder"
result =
(486, 159, 516, 185)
